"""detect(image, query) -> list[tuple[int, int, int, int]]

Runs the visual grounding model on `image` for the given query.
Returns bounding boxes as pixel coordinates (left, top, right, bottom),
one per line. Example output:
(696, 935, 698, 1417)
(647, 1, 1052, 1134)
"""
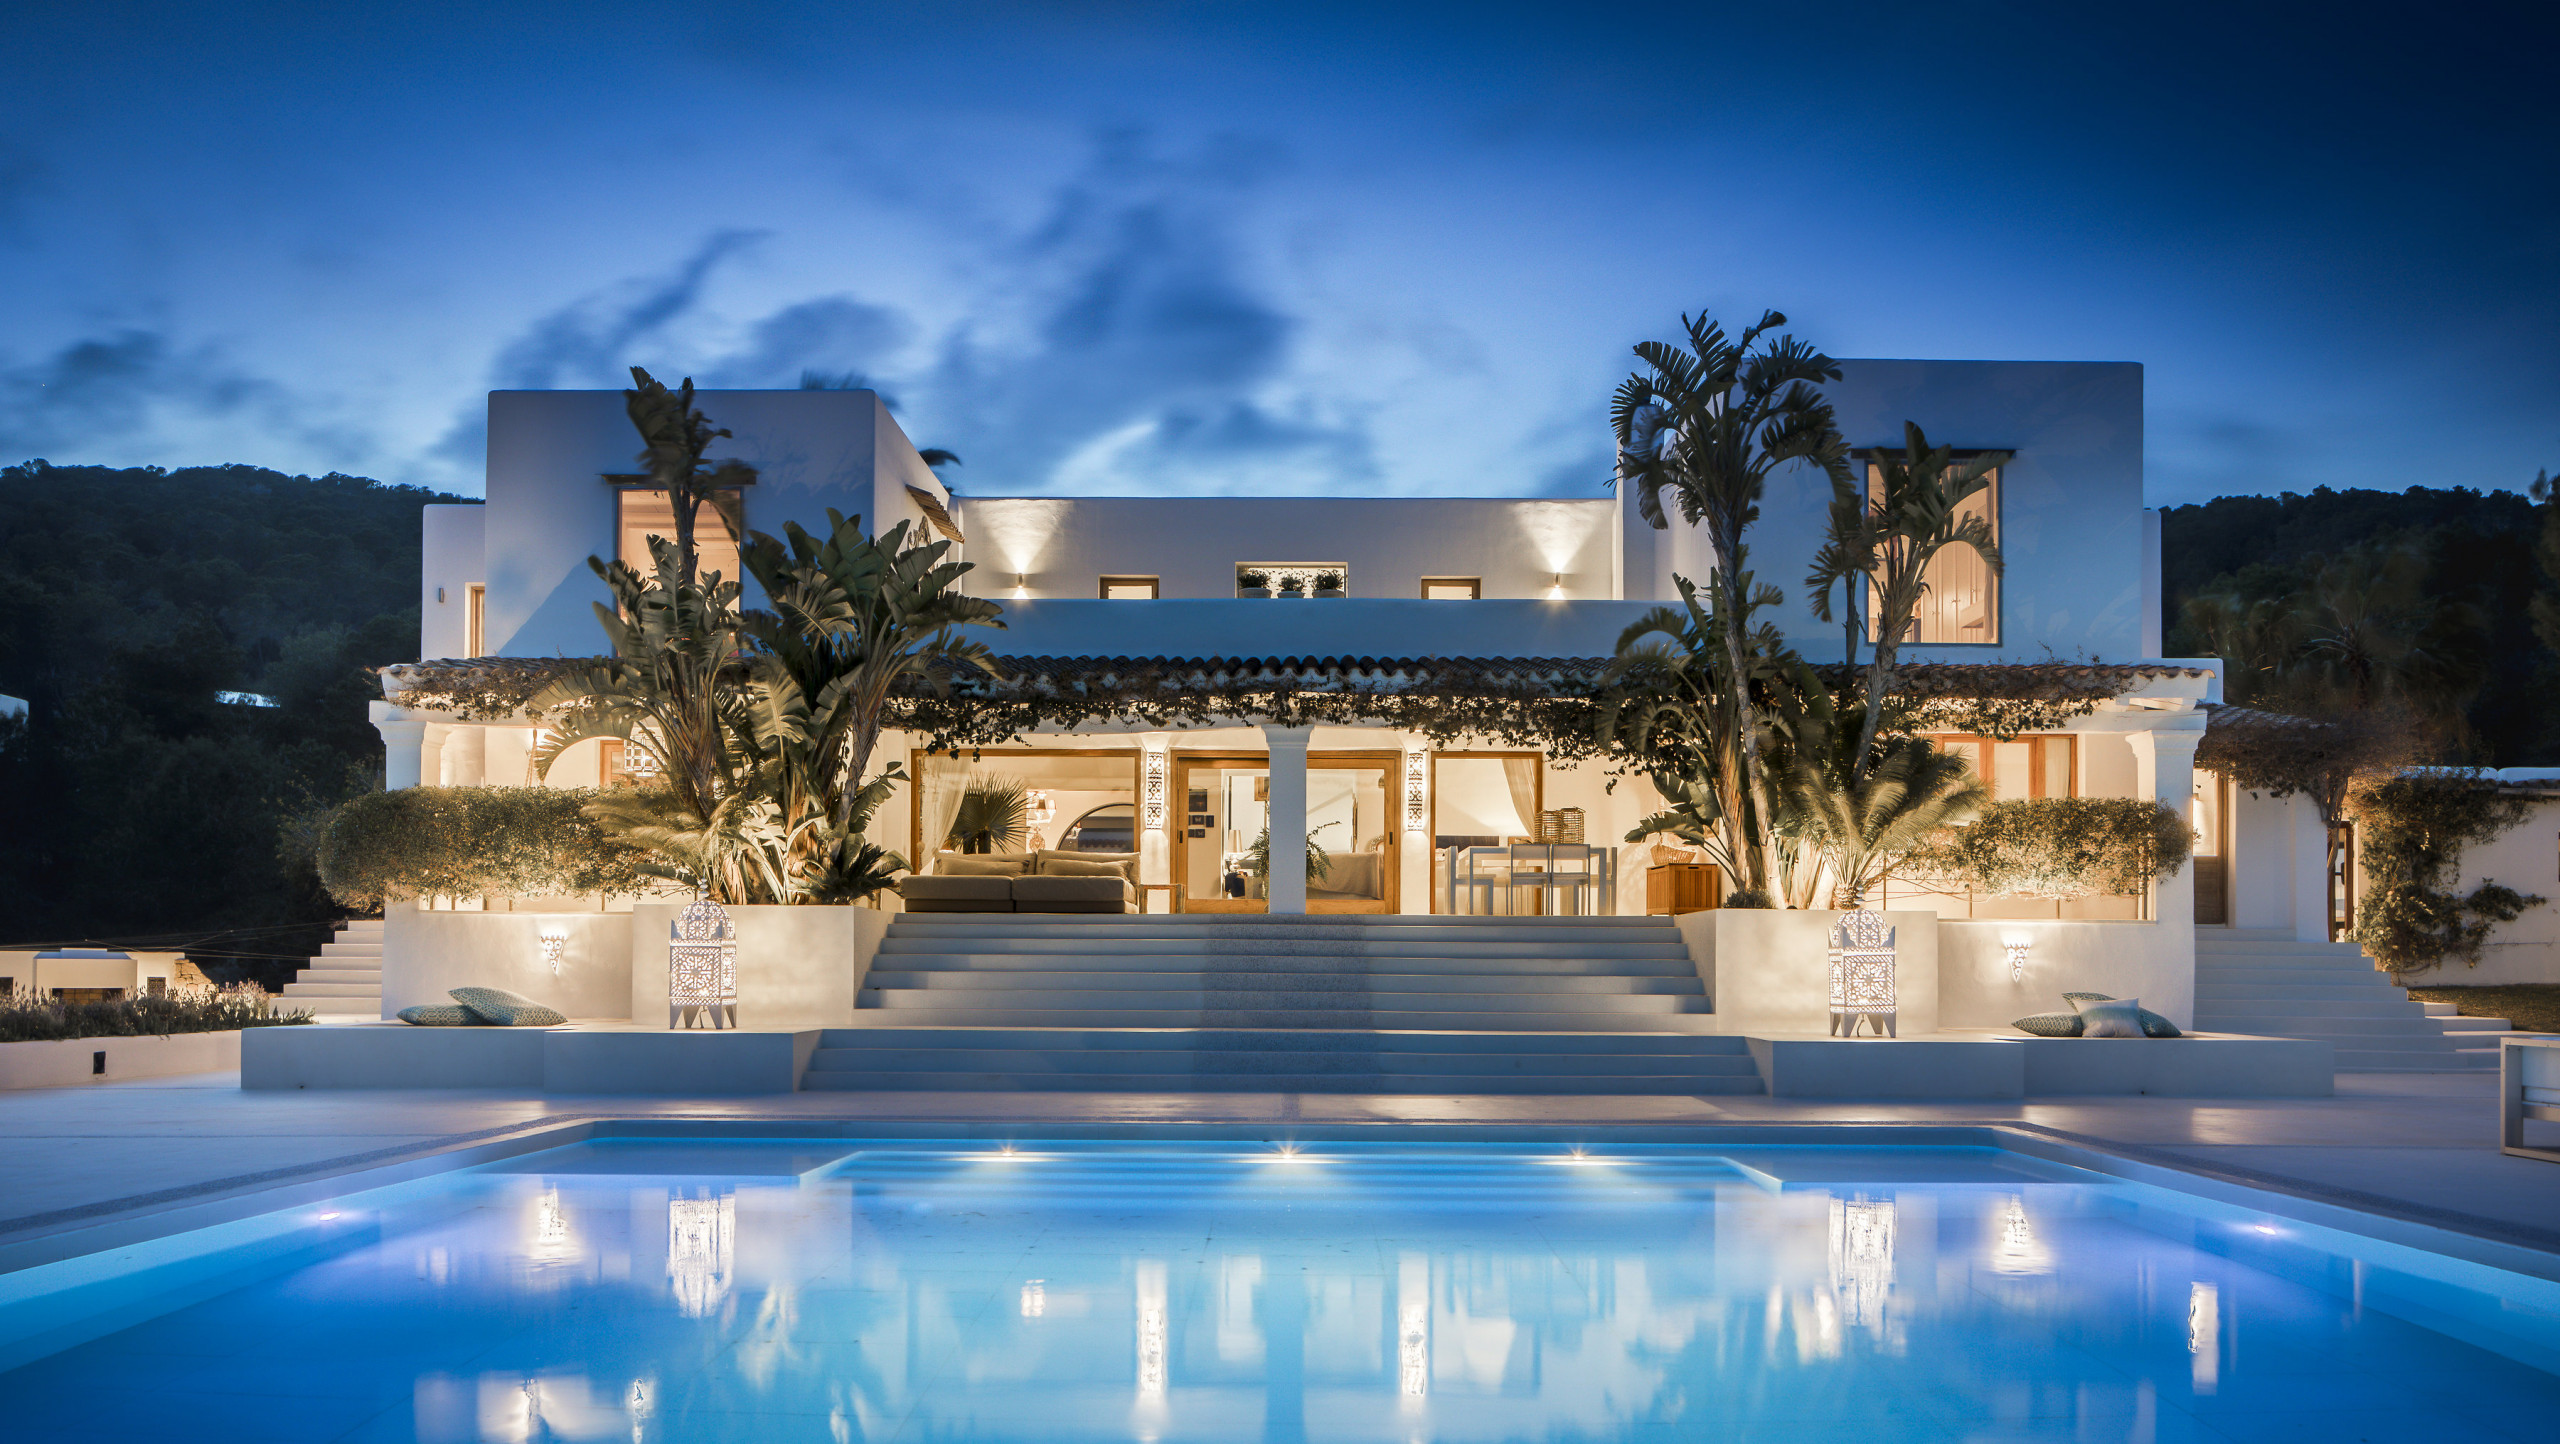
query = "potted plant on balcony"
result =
(1237, 570, 1272, 599)
(1275, 573, 1307, 599)
(1313, 571, 1346, 598)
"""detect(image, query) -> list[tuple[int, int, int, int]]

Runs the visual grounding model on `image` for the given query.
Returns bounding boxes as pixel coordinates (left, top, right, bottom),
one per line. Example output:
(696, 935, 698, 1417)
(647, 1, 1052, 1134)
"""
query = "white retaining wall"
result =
(2410, 794, 2560, 986)
(1938, 918, 2192, 1031)
(0, 1030, 244, 1090)
(1675, 910, 1940, 1036)
(383, 909, 637, 1020)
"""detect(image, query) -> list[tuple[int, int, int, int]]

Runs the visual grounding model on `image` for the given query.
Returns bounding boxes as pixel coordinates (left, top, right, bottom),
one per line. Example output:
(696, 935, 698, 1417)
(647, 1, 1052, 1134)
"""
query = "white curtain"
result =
(1502, 756, 1539, 841)
(921, 763, 969, 864)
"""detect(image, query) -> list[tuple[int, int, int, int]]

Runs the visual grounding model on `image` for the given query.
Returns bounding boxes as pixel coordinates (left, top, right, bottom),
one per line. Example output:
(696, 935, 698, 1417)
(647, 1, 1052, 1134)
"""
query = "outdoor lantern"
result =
(538, 928, 566, 976)
(1827, 907, 1898, 1038)
(667, 896, 738, 1029)
(2004, 940, 2031, 983)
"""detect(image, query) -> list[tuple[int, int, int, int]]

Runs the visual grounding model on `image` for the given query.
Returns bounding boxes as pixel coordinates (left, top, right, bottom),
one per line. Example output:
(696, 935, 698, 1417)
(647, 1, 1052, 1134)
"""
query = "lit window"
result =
(1421, 577, 1481, 600)
(1933, 734, 2073, 799)
(616, 487, 745, 584)
(1867, 457, 1999, 644)
(464, 584, 486, 657)
(1099, 575, 1160, 599)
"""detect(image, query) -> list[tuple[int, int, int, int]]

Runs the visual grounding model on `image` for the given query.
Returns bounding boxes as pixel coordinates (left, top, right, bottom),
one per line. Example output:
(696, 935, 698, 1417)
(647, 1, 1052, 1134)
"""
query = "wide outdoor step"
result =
(2194, 998, 2444, 1019)
(2334, 1052, 2497, 1071)
(819, 1026, 1747, 1055)
(865, 986, 1707, 1013)
(875, 951, 1696, 975)
(282, 982, 383, 998)
(289, 967, 382, 984)
(876, 936, 1690, 958)
(2194, 979, 2406, 997)
(848, 1006, 1717, 1032)
(865, 969, 1702, 996)
(2438, 1017, 2513, 1032)
(808, 1045, 1757, 1078)
(2194, 1015, 2469, 1037)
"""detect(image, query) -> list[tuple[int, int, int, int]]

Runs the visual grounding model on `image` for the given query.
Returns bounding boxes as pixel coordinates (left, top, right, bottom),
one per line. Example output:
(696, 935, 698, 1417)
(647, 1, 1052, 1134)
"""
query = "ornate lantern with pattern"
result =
(668, 897, 738, 1029)
(1827, 907, 1898, 1037)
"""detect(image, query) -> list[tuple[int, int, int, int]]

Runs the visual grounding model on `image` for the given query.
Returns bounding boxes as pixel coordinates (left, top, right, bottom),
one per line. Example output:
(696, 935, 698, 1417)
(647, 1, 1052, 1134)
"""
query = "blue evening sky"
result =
(1, 1, 2551, 504)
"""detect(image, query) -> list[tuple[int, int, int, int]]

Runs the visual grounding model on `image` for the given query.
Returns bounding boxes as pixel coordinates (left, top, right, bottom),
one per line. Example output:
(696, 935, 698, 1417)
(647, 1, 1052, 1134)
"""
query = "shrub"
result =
(1907, 797, 2191, 899)
(2349, 771, 2543, 973)
(316, 786, 655, 909)
(0, 984, 310, 1043)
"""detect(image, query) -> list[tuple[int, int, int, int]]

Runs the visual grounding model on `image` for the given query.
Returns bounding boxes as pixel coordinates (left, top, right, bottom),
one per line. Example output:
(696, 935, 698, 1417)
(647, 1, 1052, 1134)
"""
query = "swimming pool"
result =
(3, 1136, 2555, 1442)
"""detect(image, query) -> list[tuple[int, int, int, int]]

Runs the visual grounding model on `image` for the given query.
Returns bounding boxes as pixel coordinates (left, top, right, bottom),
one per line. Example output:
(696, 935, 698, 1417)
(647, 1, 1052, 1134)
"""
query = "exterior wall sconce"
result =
(668, 897, 738, 1029)
(1827, 907, 1898, 1037)
(1403, 749, 1429, 833)
(2004, 940, 2030, 983)
(1140, 748, 1169, 832)
(538, 928, 566, 976)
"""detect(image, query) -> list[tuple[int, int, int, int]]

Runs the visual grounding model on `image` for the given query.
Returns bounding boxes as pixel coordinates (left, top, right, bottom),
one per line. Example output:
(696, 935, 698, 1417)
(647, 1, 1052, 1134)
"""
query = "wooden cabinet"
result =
(1645, 864, 1722, 915)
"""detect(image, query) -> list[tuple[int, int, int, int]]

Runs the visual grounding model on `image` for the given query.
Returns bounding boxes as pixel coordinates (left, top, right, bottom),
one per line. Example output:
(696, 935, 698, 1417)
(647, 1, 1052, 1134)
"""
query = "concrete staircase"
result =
(804, 914, 1759, 1094)
(2193, 929, 2496, 1072)
(278, 919, 384, 1023)
(2417, 1000, 2516, 1043)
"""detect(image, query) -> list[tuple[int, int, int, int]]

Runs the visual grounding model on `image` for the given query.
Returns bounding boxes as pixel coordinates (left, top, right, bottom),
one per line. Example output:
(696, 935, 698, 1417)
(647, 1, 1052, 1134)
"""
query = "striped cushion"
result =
(397, 1004, 484, 1026)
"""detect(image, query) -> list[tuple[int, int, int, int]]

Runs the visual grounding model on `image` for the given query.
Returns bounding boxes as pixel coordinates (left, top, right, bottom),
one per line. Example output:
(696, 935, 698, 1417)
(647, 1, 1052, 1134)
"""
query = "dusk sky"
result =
(2, 1, 2551, 505)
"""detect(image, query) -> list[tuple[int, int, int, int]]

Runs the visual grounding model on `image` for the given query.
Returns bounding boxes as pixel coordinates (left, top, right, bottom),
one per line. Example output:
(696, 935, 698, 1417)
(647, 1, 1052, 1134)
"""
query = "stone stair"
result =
(278, 918, 384, 1023)
(2193, 929, 2495, 1072)
(2417, 1000, 2517, 1041)
(805, 913, 1759, 1094)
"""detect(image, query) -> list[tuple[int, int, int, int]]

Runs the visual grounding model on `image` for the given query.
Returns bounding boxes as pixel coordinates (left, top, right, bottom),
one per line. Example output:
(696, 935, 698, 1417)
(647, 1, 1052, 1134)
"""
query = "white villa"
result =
(263, 357, 2495, 1096)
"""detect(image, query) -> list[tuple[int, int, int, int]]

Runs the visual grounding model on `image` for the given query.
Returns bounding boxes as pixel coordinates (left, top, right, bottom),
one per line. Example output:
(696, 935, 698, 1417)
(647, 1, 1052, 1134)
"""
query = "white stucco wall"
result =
(1938, 919, 2193, 1032)
(2414, 795, 2560, 985)
(1675, 909, 1941, 1036)
(420, 504, 487, 660)
(2225, 787, 2328, 940)
(977, 598, 1654, 660)
(953, 497, 1619, 600)
(630, 903, 888, 1028)
(382, 908, 636, 1019)
(481, 389, 913, 658)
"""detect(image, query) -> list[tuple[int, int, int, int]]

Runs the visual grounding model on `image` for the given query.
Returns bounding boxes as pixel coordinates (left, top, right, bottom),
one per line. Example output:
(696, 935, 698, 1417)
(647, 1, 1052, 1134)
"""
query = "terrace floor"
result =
(4, 1070, 2558, 1268)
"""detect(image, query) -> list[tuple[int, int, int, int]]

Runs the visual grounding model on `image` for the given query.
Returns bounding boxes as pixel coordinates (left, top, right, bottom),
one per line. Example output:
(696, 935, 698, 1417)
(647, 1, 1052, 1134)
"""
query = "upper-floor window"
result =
(464, 584, 486, 657)
(1100, 575, 1160, 599)
(1236, 563, 1347, 596)
(1866, 457, 2000, 645)
(1930, 733, 2072, 799)
(616, 487, 745, 584)
(1421, 577, 1481, 600)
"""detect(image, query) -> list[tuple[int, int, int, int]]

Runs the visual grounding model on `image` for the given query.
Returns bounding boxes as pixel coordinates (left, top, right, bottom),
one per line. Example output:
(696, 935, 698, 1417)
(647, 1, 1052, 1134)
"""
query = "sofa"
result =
(897, 849, 1141, 913)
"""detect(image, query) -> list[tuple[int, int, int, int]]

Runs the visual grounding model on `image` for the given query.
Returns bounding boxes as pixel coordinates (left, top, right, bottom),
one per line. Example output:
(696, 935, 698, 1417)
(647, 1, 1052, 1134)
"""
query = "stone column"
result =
(423, 723, 456, 786)
(2131, 714, 2206, 1029)
(1261, 725, 1312, 914)
(374, 715, 429, 790)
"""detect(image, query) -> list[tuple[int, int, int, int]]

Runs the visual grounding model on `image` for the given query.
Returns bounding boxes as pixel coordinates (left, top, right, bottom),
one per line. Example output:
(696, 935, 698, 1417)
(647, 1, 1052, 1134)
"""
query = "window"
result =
(1237, 563, 1346, 596)
(616, 487, 745, 583)
(1931, 734, 2074, 799)
(1420, 577, 1481, 600)
(464, 584, 486, 657)
(1099, 574, 1160, 599)
(1867, 456, 2000, 644)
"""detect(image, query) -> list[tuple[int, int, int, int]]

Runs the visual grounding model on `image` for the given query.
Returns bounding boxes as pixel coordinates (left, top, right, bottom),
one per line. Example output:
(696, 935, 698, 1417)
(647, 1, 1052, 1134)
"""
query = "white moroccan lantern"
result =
(668, 896, 738, 1029)
(1827, 907, 1898, 1038)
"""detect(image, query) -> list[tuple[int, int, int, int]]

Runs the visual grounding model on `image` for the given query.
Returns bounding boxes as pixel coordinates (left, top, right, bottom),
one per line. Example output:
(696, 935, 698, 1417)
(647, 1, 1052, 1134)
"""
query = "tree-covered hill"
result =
(2161, 481, 2556, 765)
(0, 461, 476, 975)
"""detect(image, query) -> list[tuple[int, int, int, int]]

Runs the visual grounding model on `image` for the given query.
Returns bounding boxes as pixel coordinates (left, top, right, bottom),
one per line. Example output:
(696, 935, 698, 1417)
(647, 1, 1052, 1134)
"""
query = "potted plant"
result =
(1313, 571, 1345, 598)
(1236, 570, 1272, 599)
(1276, 574, 1307, 598)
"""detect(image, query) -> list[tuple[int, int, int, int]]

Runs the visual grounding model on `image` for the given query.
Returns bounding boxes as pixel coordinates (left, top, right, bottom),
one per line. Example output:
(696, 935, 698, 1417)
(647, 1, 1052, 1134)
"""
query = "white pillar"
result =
(1262, 725, 1312, 914)
(422, 723, 455, 786)
(2132, 716, 2206, 1029)
(374, 715, 429, 790)
(1399, 742, 1431, 915)
(1138, 732, 1171, 913)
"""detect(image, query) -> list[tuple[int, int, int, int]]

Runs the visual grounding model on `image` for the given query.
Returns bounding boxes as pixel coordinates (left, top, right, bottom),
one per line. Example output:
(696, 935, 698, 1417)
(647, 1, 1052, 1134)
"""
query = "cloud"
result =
(0, 136, 44, 242)
(696, 297, 911, 393)
(486, 228, 768, 392)
(0, 328, 366, 469)
(917, 133, 1375, 493)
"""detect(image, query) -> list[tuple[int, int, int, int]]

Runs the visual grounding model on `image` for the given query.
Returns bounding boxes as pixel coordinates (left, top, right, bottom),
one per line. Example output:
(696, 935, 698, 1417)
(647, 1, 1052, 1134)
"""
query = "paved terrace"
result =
(5, 1071, 2558, 1270)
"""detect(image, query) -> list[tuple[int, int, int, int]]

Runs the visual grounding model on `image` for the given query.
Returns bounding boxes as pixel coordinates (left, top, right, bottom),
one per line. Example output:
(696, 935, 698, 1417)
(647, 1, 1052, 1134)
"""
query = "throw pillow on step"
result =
(2011, 1012, 2084, 1038)
(397, 1004, 485, 1026)
(2074, 997, 2148, 1038)
(2062, 991, 2184, 1038)
(449, 986, 568, 1027)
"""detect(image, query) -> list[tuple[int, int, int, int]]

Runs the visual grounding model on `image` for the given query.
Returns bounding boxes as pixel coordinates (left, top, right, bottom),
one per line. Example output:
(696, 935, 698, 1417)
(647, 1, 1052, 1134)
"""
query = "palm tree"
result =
(1805, 421, 2008, 774)
(945, 777, 1032, 854)
(1611, 308, 1851, 894)
(623, 368, 758, 589)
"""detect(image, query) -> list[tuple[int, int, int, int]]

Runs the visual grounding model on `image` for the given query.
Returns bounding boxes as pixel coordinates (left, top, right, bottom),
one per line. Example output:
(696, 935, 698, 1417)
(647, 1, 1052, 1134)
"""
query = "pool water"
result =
(4, 1139, 2557, 1442)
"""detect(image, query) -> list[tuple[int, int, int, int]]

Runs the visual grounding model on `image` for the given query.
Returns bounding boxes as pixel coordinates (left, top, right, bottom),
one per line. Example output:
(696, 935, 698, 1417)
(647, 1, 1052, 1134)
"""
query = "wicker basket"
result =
(1536, 807, 1586, 844)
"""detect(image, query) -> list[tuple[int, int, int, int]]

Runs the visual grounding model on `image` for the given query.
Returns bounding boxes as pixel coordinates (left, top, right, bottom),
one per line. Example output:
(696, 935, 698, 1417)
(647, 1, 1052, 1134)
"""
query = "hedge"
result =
(0, 986, 310, 1043)
(316, 786, 654, 909)
(1908, 797, 2191, 899)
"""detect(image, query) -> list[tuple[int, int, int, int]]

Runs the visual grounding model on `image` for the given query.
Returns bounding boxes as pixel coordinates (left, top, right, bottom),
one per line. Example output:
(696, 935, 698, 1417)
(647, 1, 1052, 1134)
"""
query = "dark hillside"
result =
(0, 461, 477, 978)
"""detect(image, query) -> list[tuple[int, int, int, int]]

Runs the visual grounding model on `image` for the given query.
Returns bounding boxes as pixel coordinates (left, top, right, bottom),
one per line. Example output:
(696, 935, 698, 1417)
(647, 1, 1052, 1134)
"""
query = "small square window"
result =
(1421, 577, 1481, 600)
(1100, 575, 1160, 599)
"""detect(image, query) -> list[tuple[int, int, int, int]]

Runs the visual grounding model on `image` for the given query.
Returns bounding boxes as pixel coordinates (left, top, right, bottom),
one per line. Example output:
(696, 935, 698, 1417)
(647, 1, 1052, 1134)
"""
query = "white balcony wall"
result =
(951, 496, 1618, 600)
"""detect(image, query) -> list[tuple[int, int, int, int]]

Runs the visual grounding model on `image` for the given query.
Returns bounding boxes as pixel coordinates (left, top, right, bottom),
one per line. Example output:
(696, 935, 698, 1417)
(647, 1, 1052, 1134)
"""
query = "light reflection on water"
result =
(7, 1142, 2559, 1443)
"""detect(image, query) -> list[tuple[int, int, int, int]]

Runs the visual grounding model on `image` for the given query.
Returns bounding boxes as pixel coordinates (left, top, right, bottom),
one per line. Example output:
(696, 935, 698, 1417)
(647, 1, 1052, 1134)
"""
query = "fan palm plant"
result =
(623, 367, 757, 588)
(1764, 723, 1987, 910)
(945, 777, 1034, 854)
(1611, 308, 1851, 894)
(1805, 421, 2008, 774)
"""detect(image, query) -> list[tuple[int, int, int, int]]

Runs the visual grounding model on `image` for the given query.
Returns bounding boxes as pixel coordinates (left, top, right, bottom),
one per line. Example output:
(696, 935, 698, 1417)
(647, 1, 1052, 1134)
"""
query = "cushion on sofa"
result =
(2075, 997, 2147, 1038)
(934, 853, 1028, 876)
(1012, 874, 1137, 912)
(2064, 991, 2183, 1038)
(397, 1004, 485, 1026)
(1037, 849, 1137, 882)
(2011, 1011, 2084, 1037)
(448, 986, 567, 1027)
(899, 874, 1016, 902)
(1040, 856, 1132, 878)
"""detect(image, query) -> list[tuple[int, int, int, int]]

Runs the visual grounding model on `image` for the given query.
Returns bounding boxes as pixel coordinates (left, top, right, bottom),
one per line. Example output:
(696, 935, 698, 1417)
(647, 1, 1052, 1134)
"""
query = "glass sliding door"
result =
(1174, 752, 1399, 913)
